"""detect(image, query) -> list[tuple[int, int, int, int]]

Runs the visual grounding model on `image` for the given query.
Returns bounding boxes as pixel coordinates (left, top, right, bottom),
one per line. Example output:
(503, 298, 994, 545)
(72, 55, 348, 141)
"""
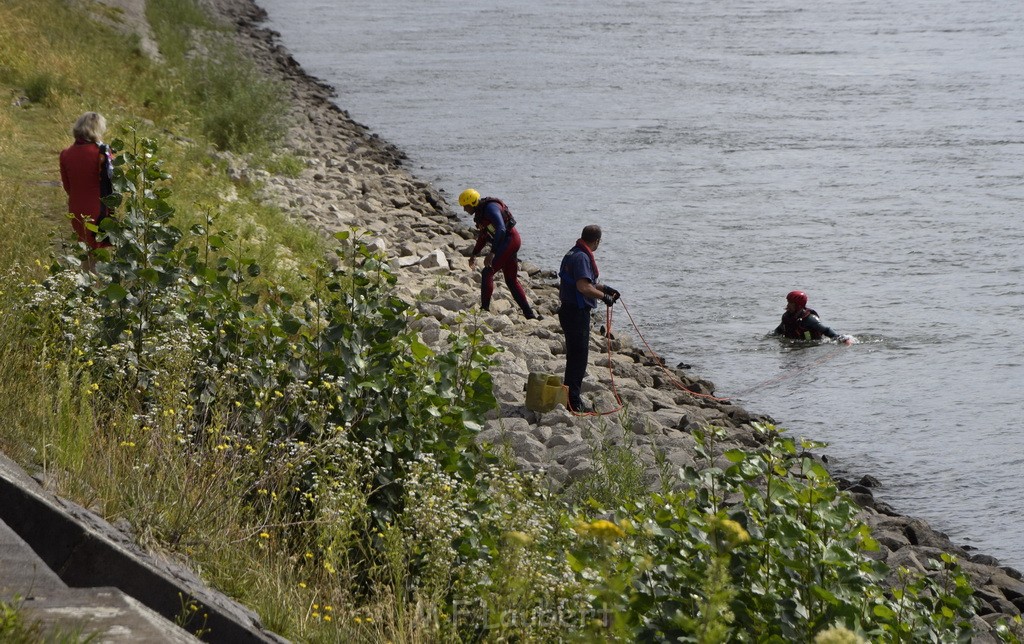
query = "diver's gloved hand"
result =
(601, 294, 616, 307)
(837, 334, 853, 345)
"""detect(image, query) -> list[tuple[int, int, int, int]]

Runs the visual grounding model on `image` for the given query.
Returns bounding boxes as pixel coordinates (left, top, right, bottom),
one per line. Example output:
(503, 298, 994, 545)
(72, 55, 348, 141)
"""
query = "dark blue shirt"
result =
(559, 246, 598, 309)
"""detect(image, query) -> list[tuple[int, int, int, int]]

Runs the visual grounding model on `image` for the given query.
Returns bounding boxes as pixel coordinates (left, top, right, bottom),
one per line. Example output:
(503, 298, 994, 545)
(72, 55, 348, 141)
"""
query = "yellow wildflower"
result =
(715, 517, 751, 548)
(504, 531, 533, 546)
(588, 519, 626, 541)
(258, 532, 270, 539)
(814, 626, 867, 644)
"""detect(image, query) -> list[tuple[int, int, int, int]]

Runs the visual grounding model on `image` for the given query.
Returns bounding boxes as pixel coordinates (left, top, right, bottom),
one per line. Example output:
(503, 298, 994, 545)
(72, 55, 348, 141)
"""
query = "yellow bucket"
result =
(525, 372, 568, 412)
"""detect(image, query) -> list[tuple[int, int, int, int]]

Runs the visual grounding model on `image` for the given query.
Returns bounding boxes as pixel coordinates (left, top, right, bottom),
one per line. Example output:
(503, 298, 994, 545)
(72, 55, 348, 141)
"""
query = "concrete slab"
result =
(0, 518, 66, 595)
(16, 587, 199, 643)
(0, 453, 287, 643)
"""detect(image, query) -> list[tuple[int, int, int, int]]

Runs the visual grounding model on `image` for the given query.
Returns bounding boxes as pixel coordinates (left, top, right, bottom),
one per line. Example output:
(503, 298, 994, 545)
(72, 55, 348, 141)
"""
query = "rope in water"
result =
(565, 298, 846, 415)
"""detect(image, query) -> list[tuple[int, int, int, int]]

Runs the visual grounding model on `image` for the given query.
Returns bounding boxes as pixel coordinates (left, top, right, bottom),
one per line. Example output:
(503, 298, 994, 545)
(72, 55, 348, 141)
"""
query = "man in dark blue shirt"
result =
(558, 225, 620, 413)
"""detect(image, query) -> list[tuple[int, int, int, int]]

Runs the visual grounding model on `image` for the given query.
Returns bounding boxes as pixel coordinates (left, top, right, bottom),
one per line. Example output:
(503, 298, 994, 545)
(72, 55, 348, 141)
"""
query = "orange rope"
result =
(732, 346, 844, 397)
(618, 300, 732, 402)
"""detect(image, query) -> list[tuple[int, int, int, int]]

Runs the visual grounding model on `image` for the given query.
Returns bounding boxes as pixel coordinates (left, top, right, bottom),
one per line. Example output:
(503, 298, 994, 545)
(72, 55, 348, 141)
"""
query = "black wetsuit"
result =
(774, 308, 842, 341)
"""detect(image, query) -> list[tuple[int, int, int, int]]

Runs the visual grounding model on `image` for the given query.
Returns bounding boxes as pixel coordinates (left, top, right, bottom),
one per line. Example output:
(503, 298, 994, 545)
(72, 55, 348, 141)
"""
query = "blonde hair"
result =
(72, 112, 106, 142)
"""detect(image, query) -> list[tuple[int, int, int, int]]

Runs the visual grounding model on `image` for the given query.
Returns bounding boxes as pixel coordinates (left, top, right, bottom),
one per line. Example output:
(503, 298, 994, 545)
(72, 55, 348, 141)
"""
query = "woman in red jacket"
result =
(59, 112, 113, 251)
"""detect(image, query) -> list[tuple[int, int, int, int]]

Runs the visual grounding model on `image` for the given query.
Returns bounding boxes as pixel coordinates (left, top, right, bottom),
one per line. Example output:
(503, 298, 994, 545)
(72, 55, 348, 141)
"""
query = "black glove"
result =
(601, 294, 616, 307)
(601, 284, 621, 301)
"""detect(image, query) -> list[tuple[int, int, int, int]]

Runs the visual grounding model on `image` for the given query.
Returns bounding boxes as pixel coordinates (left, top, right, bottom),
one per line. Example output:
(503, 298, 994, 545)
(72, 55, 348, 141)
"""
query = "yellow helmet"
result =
(459, 188, 480, 208)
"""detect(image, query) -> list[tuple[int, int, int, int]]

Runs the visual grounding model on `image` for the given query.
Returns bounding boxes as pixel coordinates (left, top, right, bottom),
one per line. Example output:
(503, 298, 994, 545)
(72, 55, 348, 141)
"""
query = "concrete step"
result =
(0, 453, 286, 643)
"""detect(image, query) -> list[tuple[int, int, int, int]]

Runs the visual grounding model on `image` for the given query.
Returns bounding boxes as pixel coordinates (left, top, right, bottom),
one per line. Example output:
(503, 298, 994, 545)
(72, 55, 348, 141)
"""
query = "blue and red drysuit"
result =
(469, 198, 537, 319)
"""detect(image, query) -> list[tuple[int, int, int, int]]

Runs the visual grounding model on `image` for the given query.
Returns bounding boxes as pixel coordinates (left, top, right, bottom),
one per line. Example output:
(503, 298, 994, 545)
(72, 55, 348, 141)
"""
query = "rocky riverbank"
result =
(194, 0, 1024, 637)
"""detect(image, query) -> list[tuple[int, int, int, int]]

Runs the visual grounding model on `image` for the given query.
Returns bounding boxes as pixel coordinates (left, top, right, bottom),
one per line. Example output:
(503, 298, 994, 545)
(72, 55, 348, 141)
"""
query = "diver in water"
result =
(774, 290, 853, 345)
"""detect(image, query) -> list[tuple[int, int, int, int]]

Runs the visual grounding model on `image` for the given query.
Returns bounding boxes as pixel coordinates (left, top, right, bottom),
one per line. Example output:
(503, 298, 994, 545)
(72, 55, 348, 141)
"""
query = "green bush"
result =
(571, 426, 980, 642)
(186, 39, 289, 151)
(23, 71, 67, 106)
(565, 432, 649, 509)
(263, 153, 307, 178)
(25, 135, 498, 567)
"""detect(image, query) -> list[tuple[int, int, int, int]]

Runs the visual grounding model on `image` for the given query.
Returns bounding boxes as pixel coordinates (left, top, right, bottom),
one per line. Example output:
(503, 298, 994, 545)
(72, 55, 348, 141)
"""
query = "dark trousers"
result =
(558, 305, 593, 411)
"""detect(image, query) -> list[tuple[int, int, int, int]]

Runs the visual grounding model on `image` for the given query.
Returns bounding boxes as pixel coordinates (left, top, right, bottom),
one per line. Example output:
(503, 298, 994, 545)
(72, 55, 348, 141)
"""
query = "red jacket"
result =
(59, 139, 109, 248)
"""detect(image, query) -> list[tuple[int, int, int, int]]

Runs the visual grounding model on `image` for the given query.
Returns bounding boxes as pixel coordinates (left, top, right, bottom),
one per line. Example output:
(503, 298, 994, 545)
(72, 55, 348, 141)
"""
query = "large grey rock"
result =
(545, 427, 583, 449)
(418, 249, 449, 269)
(507, 434, 547, 464)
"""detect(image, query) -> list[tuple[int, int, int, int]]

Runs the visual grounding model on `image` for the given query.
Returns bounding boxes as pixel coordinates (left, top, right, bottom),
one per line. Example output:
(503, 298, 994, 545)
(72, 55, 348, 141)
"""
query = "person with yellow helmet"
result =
(459, 188, 540, 320)
(774, 290, 853, 344)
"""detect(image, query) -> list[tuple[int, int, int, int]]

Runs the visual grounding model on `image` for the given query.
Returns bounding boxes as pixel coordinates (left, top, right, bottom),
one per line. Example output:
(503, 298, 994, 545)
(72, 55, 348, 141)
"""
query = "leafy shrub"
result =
(187, 39, 289, 151)
(571, 425, 980, 642)
(26, 134, 497, 564)
(565, 428, 650, 509)
(263, 153, 307, 178)
(23, 71, 66, 105)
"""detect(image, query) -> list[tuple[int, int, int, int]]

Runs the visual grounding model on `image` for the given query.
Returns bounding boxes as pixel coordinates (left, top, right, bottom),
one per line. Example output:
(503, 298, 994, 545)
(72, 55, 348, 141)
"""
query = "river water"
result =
(254, 0, 1024, 568)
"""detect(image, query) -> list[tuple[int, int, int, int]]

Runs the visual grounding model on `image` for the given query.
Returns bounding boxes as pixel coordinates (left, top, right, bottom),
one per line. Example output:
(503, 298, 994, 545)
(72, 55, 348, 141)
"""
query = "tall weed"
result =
(186, 38, 289, 151)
